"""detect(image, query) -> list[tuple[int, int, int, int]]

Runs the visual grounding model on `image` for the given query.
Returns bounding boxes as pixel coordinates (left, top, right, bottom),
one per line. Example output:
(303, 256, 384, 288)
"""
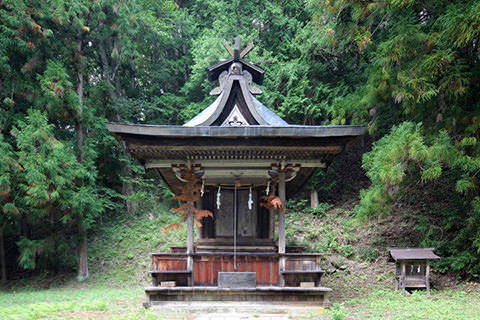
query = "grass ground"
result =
(1, 284, 479, 319)
(0, 286, 157, 320)
(329, 287, 480, 320)
(2, 200, 480, 319)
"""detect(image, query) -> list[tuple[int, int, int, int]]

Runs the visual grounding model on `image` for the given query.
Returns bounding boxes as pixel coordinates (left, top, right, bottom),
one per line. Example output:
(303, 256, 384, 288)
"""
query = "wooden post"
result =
(401, 262, 406, 292)
(278, 173, 286, 253)
(278, 172, 286, 286)
(426, 262, 431, 295)
(187, 205, 194, 286)
(395, 264, 399, 290)
(196, 200, 203, 240)
(310, 190, 318, 209)
(268, 185, 276, 240)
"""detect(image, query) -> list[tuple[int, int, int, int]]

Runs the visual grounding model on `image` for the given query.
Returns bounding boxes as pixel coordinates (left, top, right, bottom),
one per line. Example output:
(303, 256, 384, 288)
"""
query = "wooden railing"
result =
(150, 252, 324, 287)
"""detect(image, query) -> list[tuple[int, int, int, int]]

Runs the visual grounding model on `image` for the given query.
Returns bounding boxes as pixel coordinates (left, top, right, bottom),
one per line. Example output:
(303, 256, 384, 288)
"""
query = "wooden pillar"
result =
(268, 184, 276, 240)
(310, 190, 318, 209)
(401, 261, 406, 292)
(196, 199, 203, 239)
(278, 173, 286, 254)
(426, 262, 431, 295)
(395, 264, 399, 290)
(187, 205, 194, 286)
(278, 172, 286, 286)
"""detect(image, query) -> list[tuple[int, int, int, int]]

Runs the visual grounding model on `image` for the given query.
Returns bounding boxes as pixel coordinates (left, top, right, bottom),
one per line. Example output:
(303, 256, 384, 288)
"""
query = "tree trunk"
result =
(77, 224, 89, 281)
(98, 38, 120, 109)
(76, 39, 89, 281)
(99, 36, 136, 213)
(76, 70, 85, 163)
(119, 139, 138, 215)
(0, 228, 6, 282)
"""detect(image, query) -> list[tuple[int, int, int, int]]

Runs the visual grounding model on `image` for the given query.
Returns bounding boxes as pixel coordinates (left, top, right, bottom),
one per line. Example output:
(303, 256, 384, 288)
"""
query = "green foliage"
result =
(357, 121, 480, 276)
(357, 122, 430, 216)
(329, 303, 348, 320)
(306, 168, 337, 193)
(88, 202, 187, 284)
(338, 244, 354, 258)
(0, 0, 177, 278)
(357, 246, 379, 262)
(1, 0, 480, 281)
(304, 203, 333, 217)
(285, 204, 356, 256)
(0, 133, 20, 240)
(287, 199, 308, 212)
(5, 110, 105, 270)
(16, 238, 40, 270)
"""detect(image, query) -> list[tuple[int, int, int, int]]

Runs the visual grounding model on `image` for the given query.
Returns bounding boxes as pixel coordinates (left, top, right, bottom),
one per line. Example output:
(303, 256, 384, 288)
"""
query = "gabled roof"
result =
(389, 248, 440, 261)
(183, 79, 288, 126)
(184, 37, 288, 127)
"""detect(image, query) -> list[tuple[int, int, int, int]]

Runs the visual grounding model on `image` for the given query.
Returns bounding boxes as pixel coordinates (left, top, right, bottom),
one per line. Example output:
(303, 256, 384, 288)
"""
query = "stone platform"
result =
(145, 286, 332, 307)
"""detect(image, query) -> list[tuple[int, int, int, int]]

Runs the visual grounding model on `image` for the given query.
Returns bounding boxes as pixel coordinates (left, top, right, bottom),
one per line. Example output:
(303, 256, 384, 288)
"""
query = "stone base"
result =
(145, 286, 332, 307)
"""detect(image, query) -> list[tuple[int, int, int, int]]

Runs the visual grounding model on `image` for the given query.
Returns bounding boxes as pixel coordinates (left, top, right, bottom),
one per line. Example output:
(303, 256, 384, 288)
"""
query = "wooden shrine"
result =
(107, 37, 366, 306)
(389, 248, 440, 294)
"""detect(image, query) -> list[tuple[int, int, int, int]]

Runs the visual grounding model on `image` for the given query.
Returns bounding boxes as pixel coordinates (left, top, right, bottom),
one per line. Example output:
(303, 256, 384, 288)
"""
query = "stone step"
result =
(149, 301, 330, 319)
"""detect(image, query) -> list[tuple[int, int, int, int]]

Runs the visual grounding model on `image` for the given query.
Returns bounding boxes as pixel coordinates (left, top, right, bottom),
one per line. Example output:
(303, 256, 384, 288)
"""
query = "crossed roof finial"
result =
(223, 36, 254, 61)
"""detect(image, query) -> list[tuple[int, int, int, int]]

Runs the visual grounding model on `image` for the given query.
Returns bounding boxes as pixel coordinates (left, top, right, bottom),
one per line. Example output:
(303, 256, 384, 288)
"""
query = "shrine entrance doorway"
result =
(199, 188, 271, 247)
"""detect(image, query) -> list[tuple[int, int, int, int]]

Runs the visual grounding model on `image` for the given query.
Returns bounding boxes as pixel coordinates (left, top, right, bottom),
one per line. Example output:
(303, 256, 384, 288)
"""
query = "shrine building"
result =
(107, 37, 366, 306)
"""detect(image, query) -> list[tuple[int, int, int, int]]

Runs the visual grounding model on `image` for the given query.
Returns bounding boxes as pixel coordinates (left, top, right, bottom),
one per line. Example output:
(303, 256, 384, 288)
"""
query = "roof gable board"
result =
(185, 61, 287, 127)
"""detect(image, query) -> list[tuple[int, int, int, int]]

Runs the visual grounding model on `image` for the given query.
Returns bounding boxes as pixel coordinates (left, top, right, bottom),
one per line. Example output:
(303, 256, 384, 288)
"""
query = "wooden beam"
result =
(203, 169, 271, 176)
(240, 42, 254, 58)
(223, 39, 234, 56)
(146, 159, 326, 169)
(234, 36, 241, 60)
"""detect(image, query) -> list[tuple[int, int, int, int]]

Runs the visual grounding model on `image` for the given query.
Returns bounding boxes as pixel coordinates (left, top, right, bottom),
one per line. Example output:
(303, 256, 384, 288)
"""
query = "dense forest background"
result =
(0, 0, 479, 282)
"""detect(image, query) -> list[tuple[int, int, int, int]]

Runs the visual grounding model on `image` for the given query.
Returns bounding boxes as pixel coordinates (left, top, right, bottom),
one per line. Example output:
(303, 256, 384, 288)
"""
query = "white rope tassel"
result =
(200, 179, 205, 197)
(216, 185, 221, 209)
(248, 186, 253, 210)
(266, 180, 270, 196)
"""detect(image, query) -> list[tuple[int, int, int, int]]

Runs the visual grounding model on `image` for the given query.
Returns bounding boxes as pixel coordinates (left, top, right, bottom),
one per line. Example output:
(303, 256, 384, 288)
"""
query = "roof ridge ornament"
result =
(223, 36, 254, 61)
(207, 37, 265, 86)
(210, 36, 262, 97)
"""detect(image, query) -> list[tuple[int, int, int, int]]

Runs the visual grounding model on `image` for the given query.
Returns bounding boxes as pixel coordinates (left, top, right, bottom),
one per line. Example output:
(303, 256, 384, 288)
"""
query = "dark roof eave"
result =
(388, 248, 441, 261)
(106, 122, 367, 138)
